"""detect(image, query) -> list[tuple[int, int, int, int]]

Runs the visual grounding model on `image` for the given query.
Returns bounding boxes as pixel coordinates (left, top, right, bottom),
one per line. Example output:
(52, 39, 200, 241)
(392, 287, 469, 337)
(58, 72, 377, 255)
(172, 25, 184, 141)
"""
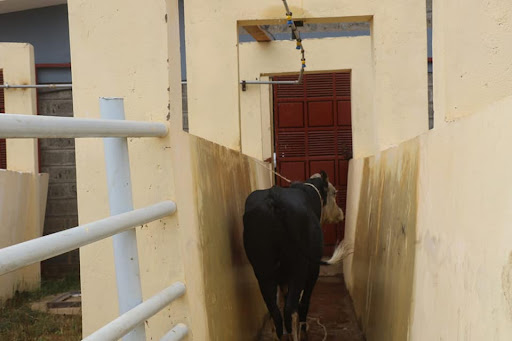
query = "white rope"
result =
(311, 317, 328, 341)
(248, 156, 292, 183)
(303, 182, 324, 221)
(297, 317, 328, 341)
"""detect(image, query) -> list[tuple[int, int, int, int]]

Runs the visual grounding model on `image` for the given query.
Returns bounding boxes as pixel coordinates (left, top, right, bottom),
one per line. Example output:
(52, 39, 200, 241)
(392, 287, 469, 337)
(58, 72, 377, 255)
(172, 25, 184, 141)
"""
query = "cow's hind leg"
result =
(298, 265, 319, 341)
(257, 277, 283, 339)
(283, 283, 303, 341)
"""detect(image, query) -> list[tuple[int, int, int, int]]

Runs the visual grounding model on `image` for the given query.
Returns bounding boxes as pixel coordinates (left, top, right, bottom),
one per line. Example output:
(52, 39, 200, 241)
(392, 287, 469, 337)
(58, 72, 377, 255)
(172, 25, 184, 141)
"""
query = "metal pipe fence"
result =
(0, 113, 167, 138)
(0, 97, 188, 341)
(0, 201, 176, 276)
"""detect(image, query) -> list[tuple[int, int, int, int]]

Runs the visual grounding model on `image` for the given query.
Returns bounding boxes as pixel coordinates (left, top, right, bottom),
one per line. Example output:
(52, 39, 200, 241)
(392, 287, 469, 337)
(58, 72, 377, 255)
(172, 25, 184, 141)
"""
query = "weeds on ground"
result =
(0, 276, 82, 341)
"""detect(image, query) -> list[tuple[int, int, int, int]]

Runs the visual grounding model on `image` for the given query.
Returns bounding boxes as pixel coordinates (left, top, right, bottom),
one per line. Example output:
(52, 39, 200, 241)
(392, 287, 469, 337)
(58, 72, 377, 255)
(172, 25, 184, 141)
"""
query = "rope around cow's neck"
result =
(303, 182, 323, 222)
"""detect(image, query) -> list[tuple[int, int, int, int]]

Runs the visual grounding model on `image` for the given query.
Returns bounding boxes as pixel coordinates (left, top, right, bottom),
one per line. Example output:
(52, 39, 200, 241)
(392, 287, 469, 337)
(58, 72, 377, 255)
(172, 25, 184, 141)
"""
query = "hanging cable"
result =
(240, 0, 306, 91)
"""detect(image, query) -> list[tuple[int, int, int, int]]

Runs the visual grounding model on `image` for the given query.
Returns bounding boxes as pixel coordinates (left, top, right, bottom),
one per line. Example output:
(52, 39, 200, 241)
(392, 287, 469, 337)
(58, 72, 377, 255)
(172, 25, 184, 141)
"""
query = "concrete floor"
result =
(259, 275, 365, 341)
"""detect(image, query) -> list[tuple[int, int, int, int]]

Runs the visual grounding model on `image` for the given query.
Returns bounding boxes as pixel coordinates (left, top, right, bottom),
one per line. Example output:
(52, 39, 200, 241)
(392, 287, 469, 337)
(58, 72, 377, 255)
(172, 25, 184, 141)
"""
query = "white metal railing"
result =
(0, 97, 188, 341)
(0, 113, 167, 138)
(82, 282, 186, 341)
(0, 201, 176, 275)
(161, 323, 189, 341)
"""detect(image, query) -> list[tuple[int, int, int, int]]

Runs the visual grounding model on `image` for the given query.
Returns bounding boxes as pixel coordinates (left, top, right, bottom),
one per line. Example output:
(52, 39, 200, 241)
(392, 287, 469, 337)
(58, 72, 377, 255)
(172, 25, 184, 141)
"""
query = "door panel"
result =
(280, 161, 306, 182)
(273, 72, 353, 255)
(278, 102, 304, 128)
(308, 101, 334, 127)
(337, 100, 352, 125)
(310, 160, 335, 181)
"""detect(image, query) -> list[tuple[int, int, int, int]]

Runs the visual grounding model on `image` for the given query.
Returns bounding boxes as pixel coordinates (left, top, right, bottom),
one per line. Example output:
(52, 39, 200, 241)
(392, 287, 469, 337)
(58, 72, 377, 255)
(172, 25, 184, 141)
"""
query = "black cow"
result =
(243, 171, 348, 341)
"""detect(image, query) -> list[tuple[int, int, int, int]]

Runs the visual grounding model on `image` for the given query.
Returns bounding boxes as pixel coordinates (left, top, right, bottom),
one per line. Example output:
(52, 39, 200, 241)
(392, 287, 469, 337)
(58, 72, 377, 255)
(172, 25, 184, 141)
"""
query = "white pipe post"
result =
(101, 97, 145, 341)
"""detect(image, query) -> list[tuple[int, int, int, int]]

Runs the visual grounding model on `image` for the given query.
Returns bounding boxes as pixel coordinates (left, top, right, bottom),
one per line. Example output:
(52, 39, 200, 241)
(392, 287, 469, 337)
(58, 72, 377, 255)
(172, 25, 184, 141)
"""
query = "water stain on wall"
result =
(350, 138, 420, 341)
(190, 136, 269, 340)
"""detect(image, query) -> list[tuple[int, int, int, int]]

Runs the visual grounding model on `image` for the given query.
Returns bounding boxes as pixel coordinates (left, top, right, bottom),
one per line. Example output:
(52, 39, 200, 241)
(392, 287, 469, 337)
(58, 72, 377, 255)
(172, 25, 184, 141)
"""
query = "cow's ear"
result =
(320, 170, 328, 183)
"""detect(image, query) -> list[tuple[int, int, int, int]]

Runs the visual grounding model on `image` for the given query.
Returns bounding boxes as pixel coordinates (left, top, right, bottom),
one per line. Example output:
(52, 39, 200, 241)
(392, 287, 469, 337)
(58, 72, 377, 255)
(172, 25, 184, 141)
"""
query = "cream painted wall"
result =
(343, 139, 419, 341)
(341, 1, 512, 340)
(0, 170, 48, 302)
(0, 43, 46, 302)
(343, 97, 512, 341)
(187, 135, 271, 340)
(67, 0, 189, 338)
(0, 43, 38, 173)
(239, 36, 375, 160)
(411, 95, 512, 340)
(433, 0, 512, 126)
(184, 0, 428, 152)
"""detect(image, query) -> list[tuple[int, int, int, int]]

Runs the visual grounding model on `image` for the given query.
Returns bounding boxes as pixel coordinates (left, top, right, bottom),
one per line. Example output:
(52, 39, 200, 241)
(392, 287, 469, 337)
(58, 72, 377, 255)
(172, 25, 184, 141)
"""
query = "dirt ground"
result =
(259, 276, 365, 341)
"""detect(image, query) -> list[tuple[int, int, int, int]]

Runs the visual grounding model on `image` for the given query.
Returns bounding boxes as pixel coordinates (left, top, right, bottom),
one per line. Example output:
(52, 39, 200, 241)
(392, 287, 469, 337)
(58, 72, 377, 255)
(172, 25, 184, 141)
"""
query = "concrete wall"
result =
(347, 139, 419, 341)
(342, 1, 512, 336)
(0, 43, 39, 174)
(0, 170, 48, 302)
(38, 89, 79, 278)
(410, 96, 512, 340)
(67, 0, 269, 338)
(433, 0, 512, 126)
(411, 4, 512, 338)
(0, 43, 50, 302)
(177, 135, 271, 340)
(342, 2, 512, 339)
(67, 0, 188, 336)
(344, 95, 512, 340)
(0, 170, 49, 302)
(184, 0, 428, 151)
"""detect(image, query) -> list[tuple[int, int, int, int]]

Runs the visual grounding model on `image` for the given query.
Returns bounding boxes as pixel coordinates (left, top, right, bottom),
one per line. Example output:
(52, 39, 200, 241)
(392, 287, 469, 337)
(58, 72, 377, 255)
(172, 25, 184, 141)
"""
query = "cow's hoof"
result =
(280, 334, 291, 341)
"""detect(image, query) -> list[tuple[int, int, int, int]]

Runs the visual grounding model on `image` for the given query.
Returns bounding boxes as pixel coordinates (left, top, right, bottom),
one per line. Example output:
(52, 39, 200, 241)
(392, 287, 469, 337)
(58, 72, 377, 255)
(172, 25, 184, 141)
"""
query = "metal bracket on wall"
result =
(240, 66, 304, 91)
(240, 0, 306, 91)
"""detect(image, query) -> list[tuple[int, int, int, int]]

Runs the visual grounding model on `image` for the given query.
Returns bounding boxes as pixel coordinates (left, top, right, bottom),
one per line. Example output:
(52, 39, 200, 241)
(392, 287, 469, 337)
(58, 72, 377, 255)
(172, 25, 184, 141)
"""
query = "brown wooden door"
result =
(273, 72, 352, 255)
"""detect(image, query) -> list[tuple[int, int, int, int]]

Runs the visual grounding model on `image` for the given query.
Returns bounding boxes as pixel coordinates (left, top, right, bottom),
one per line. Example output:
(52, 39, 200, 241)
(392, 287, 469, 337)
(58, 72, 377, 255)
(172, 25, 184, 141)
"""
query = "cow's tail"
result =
(321, 239, 354, 265)
(266, 187, 282, 215)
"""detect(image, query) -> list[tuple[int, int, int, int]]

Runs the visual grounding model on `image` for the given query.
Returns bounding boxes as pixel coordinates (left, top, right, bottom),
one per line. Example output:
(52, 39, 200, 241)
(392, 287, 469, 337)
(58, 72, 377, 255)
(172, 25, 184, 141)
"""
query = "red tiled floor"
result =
(259, 276, 365, 341)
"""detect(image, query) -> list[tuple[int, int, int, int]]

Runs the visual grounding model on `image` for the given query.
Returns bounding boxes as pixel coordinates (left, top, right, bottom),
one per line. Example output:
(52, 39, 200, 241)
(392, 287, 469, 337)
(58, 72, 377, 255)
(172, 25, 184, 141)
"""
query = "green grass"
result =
(0, 276, 82, 341)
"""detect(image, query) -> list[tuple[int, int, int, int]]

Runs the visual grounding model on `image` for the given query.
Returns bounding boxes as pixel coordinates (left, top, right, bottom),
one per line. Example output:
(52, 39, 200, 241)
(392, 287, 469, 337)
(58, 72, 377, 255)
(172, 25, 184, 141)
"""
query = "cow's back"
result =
(243, 187, 320, 274)
(242, 188, 285, 276)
